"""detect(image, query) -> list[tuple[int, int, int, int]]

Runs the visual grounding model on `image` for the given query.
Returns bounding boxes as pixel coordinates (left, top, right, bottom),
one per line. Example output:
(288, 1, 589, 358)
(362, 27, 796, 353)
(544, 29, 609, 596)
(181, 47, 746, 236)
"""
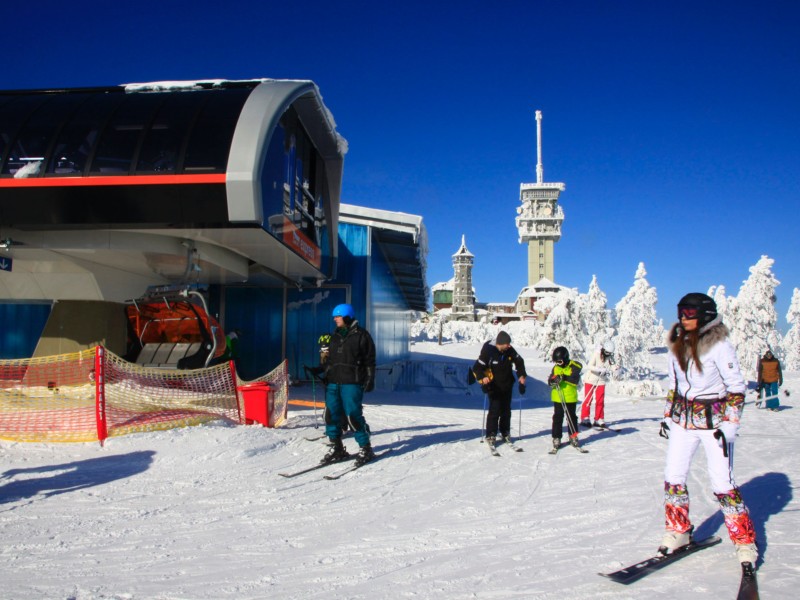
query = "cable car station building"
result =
(0, 79, 427, 380)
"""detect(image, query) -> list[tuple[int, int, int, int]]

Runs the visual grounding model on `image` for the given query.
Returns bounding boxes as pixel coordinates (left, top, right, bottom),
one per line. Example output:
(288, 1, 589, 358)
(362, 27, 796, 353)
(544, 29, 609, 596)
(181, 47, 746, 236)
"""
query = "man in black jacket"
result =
(321, 303, 376, 465)
(472, 331, 527, 445)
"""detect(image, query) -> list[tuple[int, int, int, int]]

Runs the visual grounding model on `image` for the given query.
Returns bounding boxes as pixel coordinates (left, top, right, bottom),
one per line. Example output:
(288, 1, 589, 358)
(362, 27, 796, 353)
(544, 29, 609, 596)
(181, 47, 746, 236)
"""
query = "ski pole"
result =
(518, 394, 523, 438)
(312, 371, 319, 428)
(304, 365, 320, 429)
(481, 393, 487, 440)
(556, 384, 579, 437)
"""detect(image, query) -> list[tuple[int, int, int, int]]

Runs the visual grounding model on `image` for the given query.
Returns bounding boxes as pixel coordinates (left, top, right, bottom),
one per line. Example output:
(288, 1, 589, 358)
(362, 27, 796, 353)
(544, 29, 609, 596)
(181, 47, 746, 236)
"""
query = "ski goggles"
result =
(678, 306, 699, 320)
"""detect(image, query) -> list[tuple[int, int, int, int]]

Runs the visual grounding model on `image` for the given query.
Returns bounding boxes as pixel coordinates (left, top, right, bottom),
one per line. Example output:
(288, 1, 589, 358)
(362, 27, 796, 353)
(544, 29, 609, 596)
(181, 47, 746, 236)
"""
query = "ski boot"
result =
(580, 419, 592, 428)
(355, 444, 375, 466)
(321, 438, 349, 464)
(549, 437, 561, 454)
(658, 526, 693, 554)
(735, 543, 758, 565)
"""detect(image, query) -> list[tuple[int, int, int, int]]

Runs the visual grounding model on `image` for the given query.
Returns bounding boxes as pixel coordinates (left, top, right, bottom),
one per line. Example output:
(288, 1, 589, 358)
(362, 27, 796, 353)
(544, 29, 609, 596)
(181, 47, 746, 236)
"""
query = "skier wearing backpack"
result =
(660, 292, 757, 568)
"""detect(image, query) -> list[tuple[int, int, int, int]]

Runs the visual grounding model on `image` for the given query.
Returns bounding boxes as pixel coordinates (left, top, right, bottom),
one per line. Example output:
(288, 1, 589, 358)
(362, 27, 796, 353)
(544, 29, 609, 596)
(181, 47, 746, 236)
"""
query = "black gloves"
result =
(659, 419, 670, 439)
(518, 382, 526, 395)
(363, 367, 375, 393)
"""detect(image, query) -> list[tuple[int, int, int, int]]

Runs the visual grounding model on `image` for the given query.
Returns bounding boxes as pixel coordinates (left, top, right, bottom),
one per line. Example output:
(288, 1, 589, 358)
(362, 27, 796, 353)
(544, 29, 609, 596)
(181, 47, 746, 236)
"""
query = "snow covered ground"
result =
(1, 341, 798, 599)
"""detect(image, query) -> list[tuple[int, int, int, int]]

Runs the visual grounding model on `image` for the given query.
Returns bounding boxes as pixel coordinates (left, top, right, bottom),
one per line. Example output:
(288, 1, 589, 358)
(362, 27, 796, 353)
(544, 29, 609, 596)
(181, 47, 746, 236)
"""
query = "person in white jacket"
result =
(580, 341, 615, 428)
(659, 292, 758, 570)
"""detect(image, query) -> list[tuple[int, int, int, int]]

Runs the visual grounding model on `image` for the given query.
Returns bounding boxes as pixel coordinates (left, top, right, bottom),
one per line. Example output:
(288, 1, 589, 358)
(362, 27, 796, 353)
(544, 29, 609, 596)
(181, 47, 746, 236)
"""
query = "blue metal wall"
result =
(219, 220, 411, 380)
(370, 232, 410, 365)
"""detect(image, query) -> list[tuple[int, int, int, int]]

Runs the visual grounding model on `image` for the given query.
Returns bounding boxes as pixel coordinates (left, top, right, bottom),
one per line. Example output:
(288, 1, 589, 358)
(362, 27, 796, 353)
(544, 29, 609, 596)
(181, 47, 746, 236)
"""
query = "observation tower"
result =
(515, 110, 565, 285)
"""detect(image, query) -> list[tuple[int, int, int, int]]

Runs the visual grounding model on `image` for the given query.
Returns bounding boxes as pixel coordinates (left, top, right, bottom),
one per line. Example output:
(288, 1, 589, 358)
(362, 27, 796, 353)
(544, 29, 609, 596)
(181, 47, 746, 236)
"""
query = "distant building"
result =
(515, 277, 567, 320)
(515, 110, 566, 285)
(432, 235, 477, 321)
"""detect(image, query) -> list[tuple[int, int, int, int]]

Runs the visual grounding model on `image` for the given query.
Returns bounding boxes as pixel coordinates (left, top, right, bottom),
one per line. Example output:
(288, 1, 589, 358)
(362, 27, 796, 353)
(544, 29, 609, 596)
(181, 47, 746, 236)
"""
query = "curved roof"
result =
(0, 79, 347, 301)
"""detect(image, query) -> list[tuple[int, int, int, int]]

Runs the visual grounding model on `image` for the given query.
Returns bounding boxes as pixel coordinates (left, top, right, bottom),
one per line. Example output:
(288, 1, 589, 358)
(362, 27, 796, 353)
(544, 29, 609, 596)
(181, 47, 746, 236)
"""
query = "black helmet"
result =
(677, 292, 718, 327)
(552, 346, 569, 363)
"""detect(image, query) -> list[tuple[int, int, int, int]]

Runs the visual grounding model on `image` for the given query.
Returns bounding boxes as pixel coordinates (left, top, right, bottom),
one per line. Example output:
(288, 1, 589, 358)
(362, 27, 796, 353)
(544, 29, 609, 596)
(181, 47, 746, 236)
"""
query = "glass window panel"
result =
(135, 92, 206, 174)
(182, 88, 250, 172)
(3, 94, 92, 176)
(90, 94, 163, 173)
(0, 95, 50, 175)
(46, 93, 126, 175)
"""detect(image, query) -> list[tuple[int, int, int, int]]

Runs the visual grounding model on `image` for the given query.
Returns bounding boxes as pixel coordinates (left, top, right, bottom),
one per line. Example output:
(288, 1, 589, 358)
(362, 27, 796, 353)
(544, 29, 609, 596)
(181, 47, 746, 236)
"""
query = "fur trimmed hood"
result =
(668, 316, 729, 359)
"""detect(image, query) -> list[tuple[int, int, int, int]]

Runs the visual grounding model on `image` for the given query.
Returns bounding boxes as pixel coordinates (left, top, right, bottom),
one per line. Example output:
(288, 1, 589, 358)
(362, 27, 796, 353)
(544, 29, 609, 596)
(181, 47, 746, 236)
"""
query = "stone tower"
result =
(515, 110, 565, 285)
(451, 235, 475, 321)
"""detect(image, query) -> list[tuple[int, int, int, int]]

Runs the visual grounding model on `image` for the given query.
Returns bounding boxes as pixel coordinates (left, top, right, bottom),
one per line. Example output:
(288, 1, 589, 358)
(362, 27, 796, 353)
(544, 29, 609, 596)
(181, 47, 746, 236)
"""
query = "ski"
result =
(501, 438, 524, 452)
(486, 440, 501, 457)
(323, 449, 393, 480)
(571, 442, 589, 454)
(593, 424, 622, 433)
(581, 421, 621, 433)
(304, 434, 327, 442)
(737, 562, 759, 600)
(278, 455, 354, 478)
(599, 536, 722, 584)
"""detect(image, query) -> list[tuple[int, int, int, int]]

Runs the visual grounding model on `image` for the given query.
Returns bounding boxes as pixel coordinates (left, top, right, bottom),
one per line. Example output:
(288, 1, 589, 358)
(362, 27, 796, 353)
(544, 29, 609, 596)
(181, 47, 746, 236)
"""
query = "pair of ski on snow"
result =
(485, 437, 524, 457)
(600, 535, 759, 599)
(278, 447, 391, 480)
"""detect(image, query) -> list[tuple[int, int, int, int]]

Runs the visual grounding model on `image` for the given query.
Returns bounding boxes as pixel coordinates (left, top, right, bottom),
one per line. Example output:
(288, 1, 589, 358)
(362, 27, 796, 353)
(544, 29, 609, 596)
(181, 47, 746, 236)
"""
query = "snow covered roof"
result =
(339, 203, 428, 311)
(431, 278, 455, 292)
(452, 235, 473, 258)
(517, 277, 567, 298)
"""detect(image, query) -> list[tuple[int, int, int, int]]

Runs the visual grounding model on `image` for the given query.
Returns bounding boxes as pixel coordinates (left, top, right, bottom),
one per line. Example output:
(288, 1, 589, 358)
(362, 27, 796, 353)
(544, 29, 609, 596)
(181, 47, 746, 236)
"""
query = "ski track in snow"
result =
(1, 342, 798, 599)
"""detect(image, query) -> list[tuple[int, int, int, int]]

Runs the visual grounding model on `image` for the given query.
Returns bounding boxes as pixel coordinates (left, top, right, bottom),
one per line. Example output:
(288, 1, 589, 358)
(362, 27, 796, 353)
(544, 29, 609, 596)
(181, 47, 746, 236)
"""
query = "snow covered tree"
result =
(581, 275, 614, 351)
(782, 288, 800, 370)
(707, 285, 730, 320)
(538, 288, 585, 361)
(614, 262, 661, 379)
(727, 255, 781, 379)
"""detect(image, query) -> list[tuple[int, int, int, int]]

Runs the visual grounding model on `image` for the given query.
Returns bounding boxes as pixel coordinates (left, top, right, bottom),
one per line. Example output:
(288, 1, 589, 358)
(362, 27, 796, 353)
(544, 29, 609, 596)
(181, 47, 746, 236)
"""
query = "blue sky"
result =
(4, 1, 799, 328)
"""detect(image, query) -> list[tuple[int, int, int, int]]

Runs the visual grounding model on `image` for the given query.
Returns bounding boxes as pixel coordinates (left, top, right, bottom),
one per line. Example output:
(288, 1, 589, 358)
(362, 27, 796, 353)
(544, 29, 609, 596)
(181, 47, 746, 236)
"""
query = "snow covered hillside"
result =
(1, 342, 798, 599)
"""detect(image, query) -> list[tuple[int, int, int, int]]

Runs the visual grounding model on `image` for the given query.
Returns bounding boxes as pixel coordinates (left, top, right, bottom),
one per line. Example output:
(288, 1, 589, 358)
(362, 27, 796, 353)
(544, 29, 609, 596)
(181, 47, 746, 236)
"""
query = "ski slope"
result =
(1, 341, 797, 599)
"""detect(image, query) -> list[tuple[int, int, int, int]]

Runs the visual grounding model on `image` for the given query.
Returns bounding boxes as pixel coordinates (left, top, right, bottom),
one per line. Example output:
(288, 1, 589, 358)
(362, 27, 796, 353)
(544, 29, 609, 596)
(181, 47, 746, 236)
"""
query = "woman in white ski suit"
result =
(661, 293, 757, 566)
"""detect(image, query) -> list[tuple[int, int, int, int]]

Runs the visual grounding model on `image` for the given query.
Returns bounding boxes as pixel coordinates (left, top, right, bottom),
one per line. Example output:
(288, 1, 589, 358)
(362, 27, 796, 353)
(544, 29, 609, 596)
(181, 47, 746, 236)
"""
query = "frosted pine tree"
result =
(614, 262, 661, 380)
(727, 255, 781, 379)
(538, 288, 585, 362)
(708, 285, 730, 320)
(782, 288, 800, 370)
(582, 275, 614, 351)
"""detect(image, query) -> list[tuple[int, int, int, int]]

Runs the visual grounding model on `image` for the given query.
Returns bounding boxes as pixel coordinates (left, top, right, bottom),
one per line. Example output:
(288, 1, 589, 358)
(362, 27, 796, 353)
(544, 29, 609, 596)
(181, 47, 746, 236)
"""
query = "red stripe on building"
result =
(0, 174, 227, 188)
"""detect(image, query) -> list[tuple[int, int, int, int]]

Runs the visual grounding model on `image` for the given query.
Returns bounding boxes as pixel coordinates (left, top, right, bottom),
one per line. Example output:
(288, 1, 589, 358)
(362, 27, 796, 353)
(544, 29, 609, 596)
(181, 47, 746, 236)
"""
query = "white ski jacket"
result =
(583, 349, 611, 386)
(665, 319, 746, 428)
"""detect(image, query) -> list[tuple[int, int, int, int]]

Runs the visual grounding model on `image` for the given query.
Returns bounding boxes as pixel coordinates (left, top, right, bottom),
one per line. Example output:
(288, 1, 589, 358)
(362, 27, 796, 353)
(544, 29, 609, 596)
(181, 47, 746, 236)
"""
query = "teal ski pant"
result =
(325, 383, 370, 447)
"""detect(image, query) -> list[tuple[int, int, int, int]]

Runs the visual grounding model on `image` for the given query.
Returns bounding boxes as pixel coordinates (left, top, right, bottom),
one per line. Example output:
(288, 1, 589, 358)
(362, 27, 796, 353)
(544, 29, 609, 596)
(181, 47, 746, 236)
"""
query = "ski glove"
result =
(362, 367, 375, 393)
(548, 374, 562, 387)
(715, 420, 738, 447)
(659, 419, 670, 439)
(518, 382, 526, 395)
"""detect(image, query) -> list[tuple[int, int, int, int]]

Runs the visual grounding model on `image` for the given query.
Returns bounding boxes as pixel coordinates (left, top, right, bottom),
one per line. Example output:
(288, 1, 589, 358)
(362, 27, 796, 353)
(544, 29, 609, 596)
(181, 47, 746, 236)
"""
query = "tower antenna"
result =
(535, 110, 543, 184)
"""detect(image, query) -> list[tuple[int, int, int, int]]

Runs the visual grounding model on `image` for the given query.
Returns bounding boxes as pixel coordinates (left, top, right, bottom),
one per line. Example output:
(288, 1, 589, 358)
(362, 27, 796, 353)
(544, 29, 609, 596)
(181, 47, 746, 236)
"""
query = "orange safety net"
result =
(0, 348, 290, 443)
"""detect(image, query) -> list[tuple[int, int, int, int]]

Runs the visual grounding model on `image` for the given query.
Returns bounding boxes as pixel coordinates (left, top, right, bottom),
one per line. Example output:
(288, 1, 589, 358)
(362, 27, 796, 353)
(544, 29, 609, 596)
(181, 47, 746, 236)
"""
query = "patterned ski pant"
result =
(663, 425, 755, 545)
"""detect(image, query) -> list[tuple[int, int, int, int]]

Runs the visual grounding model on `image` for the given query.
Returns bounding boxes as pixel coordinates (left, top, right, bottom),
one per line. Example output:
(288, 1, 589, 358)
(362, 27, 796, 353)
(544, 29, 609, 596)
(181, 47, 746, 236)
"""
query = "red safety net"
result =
(0, 348, 289, 443)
